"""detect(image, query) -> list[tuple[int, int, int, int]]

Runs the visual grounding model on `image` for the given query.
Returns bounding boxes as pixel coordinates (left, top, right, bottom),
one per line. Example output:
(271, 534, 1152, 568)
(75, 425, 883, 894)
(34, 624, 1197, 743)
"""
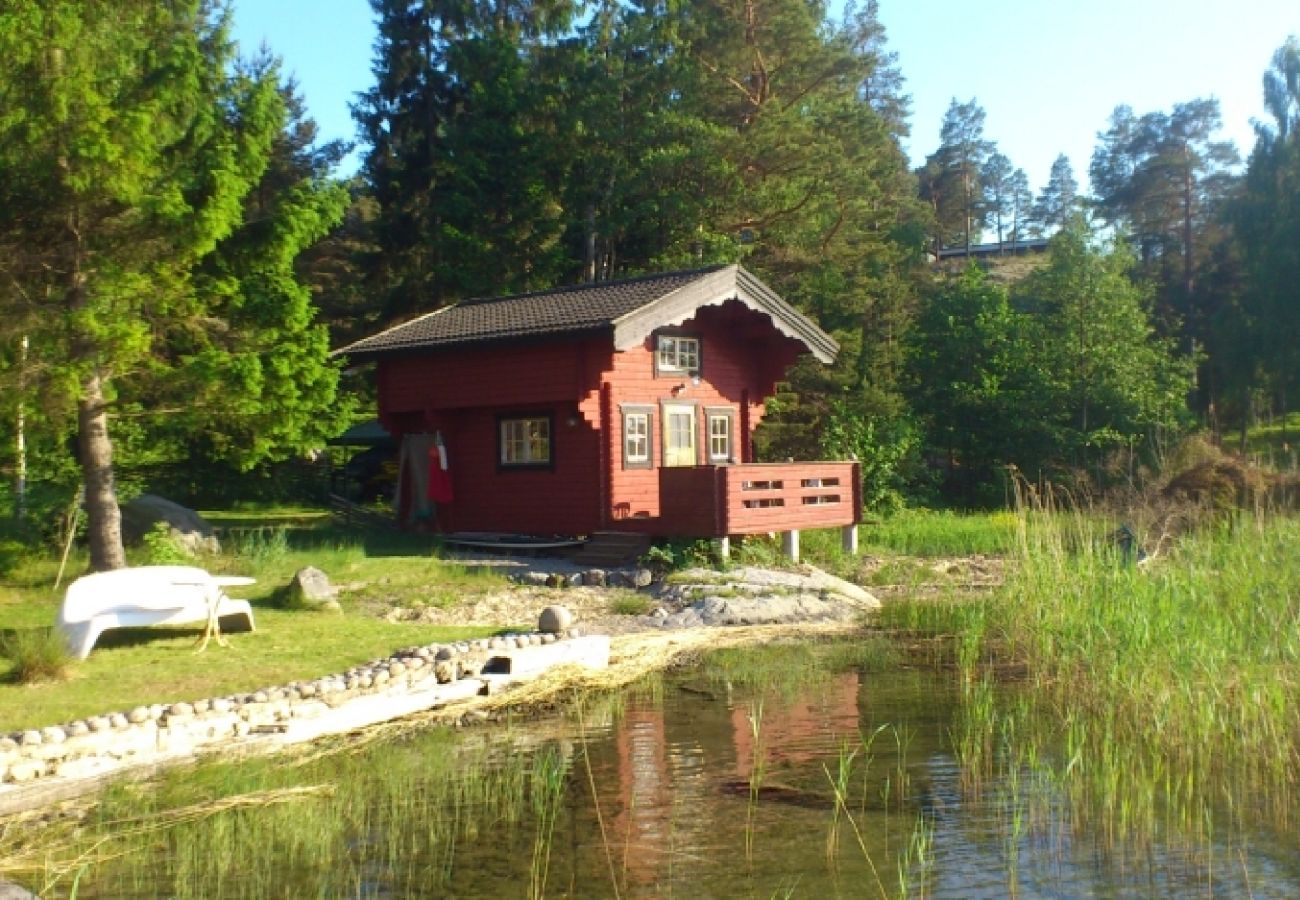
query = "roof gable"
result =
(337, 265, 837, 363)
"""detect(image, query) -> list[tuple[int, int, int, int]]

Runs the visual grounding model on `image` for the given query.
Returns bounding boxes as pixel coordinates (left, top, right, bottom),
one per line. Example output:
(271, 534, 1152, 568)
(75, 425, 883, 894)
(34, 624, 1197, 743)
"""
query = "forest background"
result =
(1, 0, 1298, 565)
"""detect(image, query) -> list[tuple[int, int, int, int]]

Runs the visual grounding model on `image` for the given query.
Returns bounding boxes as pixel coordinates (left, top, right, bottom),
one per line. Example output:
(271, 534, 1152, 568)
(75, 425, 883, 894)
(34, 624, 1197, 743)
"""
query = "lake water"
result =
(61, 643, 1300, 898)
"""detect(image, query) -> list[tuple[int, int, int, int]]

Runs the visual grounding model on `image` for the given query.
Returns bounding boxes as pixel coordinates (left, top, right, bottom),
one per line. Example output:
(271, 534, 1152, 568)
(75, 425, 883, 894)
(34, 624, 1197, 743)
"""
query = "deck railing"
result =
(659, 461, 861, 537)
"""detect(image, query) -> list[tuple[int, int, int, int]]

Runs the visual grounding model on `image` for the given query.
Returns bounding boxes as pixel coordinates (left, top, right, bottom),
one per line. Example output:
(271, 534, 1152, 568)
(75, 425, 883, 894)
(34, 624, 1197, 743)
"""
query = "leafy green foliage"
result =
(141, 522, 196, 566)
(640, 539, 720, 574)
(0, 3, 350, 567)
(909, 222, 1193, 502)
(819, 400, 922, 513)
(1226, 37, 1300, 435)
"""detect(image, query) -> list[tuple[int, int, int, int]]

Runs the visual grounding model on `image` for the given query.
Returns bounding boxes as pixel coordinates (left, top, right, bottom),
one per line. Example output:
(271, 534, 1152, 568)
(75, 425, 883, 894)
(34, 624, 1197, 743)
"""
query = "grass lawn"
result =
(1222, 411, 1300, 467)
(0, 517, 518, 732)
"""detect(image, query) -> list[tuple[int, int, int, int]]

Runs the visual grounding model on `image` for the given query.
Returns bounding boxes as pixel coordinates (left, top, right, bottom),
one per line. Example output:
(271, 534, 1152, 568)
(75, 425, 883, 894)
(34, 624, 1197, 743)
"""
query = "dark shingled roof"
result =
(336, 264, 838, 363)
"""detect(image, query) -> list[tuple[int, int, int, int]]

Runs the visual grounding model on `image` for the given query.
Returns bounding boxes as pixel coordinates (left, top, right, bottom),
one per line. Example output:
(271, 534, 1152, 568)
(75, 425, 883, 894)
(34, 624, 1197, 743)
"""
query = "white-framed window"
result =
(656, 334, 700, 373)
(622, 408, 653, 469)
(707, 411, 733, 462)
(499, 415, 551, 466)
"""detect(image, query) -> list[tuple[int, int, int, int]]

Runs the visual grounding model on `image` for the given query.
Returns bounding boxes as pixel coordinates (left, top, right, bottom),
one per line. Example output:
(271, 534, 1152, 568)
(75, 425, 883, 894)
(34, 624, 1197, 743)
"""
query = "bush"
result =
(2, 628, 72, 684)
(0, 539, 28, 578)
(639, 539, 719, 573)
(141, 521, 195, 565)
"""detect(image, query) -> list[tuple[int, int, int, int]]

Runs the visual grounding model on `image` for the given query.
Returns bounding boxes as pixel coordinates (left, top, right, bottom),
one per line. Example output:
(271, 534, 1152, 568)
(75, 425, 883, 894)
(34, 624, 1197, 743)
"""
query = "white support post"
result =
(841, 524, 858, 556)
(714, 536, 731, 563)
(782, 529, 800, 563)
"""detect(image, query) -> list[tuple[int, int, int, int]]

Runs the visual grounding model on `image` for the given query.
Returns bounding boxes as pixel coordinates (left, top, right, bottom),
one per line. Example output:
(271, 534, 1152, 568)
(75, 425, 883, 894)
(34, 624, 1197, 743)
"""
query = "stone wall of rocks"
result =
(510, 568, 654, 589)
(0, 628, 602, 812)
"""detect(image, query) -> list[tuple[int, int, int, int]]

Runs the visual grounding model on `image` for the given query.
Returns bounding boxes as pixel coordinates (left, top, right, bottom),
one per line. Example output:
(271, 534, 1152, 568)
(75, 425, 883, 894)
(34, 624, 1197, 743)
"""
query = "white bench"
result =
(58, 565, 256, 659)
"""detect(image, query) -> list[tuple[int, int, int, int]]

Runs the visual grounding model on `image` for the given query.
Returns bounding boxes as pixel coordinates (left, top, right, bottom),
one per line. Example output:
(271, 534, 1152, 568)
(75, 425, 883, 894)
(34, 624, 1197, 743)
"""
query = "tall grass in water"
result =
(2, 729, 571, 897)
(985, 502, 1300, 840)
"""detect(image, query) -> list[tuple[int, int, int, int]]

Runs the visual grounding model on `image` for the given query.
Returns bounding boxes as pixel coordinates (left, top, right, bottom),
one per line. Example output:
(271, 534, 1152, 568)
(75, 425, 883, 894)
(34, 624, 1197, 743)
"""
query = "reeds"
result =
(933, 489, 1300, 869)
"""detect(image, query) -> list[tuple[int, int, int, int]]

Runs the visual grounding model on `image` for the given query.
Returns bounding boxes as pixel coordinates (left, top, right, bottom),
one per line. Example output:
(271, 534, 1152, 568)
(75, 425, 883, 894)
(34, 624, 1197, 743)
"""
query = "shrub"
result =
(0, 539, 28, 578)
(142, 521, 195, 565)
(609, 594, 652, 616)
(2, 628, 72, 684)
(639, 539, 719, 574)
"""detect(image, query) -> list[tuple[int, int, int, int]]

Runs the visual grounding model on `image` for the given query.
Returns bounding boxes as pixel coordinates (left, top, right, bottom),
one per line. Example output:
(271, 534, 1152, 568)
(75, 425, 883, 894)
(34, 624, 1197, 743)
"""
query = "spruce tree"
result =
(0, 1, 345, 568)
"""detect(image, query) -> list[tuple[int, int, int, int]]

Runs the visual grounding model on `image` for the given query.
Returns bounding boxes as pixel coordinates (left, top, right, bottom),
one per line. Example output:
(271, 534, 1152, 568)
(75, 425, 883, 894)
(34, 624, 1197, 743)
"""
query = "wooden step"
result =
(573, 532, 652, 567)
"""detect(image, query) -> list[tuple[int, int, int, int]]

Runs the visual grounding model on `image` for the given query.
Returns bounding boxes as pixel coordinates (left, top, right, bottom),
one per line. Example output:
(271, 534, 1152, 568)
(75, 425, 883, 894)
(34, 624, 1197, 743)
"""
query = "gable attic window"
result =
(656, 334, 700, 374)
(499, 415, 552, 467)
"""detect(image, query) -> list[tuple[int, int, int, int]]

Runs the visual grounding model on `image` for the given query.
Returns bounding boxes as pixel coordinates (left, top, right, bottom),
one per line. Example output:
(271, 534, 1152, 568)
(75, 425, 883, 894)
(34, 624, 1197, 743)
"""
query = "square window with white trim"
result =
(656, 335, 700, 373)
(499, 416, 551, 466)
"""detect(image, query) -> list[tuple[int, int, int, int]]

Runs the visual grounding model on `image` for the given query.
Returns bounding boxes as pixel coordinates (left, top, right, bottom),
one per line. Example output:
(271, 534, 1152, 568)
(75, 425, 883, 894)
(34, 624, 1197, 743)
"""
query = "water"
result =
(55, 646, 1300, 898)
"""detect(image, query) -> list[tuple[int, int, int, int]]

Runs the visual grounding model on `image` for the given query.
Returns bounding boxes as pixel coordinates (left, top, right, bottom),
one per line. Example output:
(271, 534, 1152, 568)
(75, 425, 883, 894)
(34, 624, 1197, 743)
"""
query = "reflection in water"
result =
(50, 651, 1300, 898)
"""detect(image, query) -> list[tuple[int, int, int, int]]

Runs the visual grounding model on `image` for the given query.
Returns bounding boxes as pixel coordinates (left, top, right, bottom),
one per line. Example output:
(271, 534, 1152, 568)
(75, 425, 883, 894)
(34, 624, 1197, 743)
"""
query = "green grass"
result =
(0, 519, 511, 732)
(607, 593, 652, 616)
(859, 509, 1020, 556)
(1222, 411, 1300, 466)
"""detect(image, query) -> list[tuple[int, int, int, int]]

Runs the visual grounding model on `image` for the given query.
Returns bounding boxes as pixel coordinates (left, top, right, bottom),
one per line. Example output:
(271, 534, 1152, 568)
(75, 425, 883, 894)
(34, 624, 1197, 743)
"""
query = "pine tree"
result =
(981, 151, 1015, 249)
(1228, 37, 1300, 437)
(1034, 154, 1079, 235)
(919, 99, 994, 252)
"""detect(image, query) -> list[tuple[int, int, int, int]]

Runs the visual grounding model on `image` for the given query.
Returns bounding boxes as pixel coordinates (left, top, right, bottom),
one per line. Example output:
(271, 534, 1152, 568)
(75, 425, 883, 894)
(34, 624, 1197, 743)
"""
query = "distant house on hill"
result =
(932, 238, 1050, 262)
(336, 265, 861, 549)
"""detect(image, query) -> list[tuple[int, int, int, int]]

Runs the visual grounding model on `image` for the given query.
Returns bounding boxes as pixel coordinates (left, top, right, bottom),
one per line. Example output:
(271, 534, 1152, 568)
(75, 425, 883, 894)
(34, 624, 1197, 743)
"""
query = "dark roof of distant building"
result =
(936, 238, 1050, 260)
(335, 264, 838, 363)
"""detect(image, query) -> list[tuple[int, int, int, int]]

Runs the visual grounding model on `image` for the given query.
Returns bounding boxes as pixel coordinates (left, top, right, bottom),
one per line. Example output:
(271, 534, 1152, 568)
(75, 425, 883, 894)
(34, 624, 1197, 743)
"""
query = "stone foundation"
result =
(0, 630, 609, 815)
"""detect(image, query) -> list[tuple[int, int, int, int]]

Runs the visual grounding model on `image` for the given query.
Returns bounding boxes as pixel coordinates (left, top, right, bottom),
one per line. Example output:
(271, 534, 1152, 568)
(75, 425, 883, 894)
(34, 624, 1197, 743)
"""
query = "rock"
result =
(126, 707, 149, 725)
(633, 568, 655, 588)
(0, 878, 38, 899)
(435, 647, 455, 661)
(538, 605, 574, 634)
(521, 572, 550, 587)
(564, 572, 584, 588)
(18, 730, 40, 747)
(583, 569, 607, 587)
(285, 567, 343, 613)
(120, 494, 219, 554)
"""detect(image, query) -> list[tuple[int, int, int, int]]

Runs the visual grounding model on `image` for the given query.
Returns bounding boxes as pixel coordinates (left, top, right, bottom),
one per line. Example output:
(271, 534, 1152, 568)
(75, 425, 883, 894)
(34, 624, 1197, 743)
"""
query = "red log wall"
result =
(374, 300, 807, 535)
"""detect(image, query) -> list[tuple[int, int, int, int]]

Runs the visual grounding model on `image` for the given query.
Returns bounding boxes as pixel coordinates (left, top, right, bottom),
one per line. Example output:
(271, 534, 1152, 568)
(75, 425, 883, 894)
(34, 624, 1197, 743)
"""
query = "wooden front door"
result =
(663, 403, 697, 467)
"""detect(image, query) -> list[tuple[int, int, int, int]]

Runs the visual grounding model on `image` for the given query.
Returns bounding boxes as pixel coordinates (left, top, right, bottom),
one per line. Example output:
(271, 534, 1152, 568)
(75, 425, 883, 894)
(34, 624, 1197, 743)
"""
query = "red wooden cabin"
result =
(337, 265, 861, 549)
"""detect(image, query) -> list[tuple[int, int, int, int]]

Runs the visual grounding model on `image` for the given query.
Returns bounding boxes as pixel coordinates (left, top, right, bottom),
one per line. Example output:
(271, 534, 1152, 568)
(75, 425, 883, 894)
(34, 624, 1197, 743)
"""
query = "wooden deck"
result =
(658, 461, 861, 538)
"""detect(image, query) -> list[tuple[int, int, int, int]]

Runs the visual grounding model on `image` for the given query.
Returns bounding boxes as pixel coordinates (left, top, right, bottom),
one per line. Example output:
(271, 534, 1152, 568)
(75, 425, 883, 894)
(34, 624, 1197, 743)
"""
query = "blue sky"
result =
(232, 0, 1300, 194)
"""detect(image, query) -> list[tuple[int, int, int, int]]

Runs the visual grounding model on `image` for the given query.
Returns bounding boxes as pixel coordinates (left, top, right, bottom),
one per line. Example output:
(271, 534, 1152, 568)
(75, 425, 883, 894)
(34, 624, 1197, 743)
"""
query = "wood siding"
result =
(659, 462, 862, 537)
(374, 300, 810, 536)
(605, 301, 803, 525)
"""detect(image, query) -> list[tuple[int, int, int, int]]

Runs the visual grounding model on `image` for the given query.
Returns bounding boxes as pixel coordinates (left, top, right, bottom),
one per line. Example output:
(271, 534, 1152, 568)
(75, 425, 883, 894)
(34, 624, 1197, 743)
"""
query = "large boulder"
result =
(538, 605, 574, 634)
(120, 494, 219, 554)
(285, 566, 342, 613)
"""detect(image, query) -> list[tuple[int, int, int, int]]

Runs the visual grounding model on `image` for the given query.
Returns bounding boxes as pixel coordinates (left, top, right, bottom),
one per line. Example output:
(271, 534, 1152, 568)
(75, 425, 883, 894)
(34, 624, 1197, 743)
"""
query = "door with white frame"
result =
(662, 403, 698, 467)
